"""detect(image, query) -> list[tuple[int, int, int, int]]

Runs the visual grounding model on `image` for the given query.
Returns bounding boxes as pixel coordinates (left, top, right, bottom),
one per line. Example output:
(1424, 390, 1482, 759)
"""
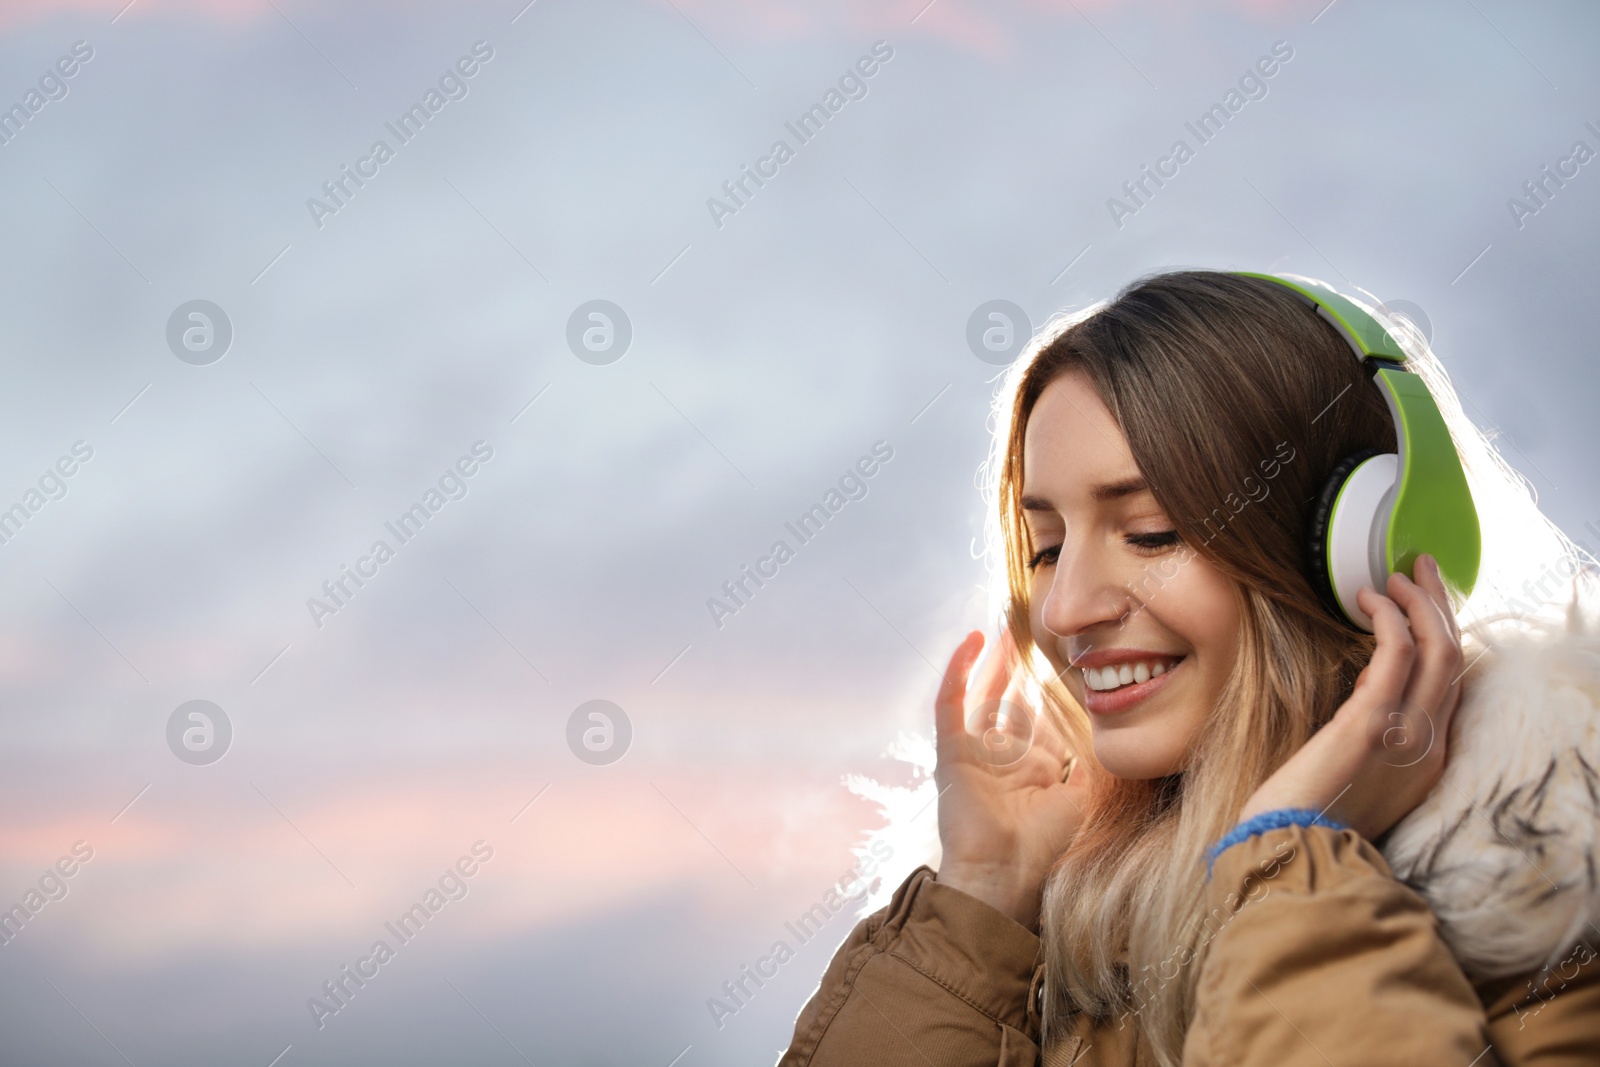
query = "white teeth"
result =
(1082, 658, 1179, 692)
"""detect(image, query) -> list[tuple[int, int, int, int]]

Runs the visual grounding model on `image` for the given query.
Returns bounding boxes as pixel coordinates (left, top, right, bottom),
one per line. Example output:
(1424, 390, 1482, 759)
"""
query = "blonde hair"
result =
(975, 270, 1595, 1065)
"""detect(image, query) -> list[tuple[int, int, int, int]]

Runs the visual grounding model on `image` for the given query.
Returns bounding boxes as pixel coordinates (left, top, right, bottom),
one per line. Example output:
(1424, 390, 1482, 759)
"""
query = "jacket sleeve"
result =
(778, 864, 1044, 1067)
(1480, 939, 1600, 1067)
(1184, 820, 1494, 1067)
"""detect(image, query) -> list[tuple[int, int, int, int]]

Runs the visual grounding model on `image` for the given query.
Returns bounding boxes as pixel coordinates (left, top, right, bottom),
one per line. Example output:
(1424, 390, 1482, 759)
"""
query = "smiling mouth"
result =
(1079, 655, 1185, 693)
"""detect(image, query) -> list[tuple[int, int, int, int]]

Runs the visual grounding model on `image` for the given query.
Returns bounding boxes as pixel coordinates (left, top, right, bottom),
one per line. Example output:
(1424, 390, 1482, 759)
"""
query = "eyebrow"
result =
(1020, 476, 1149, 512)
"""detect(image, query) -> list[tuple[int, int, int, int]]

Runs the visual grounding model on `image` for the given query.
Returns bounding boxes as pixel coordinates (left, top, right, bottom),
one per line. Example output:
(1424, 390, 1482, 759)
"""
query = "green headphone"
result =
(1230, 272, 1481, 632)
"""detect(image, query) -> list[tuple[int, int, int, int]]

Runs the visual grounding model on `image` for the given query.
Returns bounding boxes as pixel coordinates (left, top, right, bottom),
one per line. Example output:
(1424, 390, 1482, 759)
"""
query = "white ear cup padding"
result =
(1327, 453, 1398, 632)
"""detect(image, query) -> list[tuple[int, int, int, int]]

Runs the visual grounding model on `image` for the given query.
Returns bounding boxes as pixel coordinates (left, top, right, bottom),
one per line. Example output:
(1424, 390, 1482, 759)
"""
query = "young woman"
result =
(779, 271, 1600, 1066)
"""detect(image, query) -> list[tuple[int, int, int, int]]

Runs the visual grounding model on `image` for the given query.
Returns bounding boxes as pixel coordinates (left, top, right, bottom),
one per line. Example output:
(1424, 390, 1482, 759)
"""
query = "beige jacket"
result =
(778, 823, 1600, 1065)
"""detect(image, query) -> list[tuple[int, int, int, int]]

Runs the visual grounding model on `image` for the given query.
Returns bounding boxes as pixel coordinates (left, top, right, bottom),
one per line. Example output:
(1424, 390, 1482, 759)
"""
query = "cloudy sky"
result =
(0, 0, 1596, 1064)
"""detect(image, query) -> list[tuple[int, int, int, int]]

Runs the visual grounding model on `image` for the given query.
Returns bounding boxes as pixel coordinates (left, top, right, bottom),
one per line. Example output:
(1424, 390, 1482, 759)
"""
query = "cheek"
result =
(1153, 558, 1241, 736)
(1155, 554, 1241, 668)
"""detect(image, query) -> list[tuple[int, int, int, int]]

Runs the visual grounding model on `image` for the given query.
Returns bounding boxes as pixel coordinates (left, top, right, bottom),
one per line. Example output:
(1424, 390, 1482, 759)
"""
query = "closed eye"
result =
(1026, 544, 1059, 571)
(1125, 530, 1180, 553)
(1026, 530, 1180, 571)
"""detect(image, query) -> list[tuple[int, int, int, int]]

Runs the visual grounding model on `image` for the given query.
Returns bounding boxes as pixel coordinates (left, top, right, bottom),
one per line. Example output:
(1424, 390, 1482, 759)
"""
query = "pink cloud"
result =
(0, 757, 894, 964)
(0, 0, 446, 32)
(0, 0, 1309, 53)
(650, 0, 1301, 58)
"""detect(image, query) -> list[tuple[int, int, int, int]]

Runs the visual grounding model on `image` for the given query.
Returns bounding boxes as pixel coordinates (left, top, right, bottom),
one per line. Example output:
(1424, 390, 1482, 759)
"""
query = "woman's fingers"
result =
(935, 630, 984, 766)
(1352, 585, 1416, 711)
(1413, 554, 1461, 645)
(969, 625, 1018, 707)
(1387, 558, 1465, 738)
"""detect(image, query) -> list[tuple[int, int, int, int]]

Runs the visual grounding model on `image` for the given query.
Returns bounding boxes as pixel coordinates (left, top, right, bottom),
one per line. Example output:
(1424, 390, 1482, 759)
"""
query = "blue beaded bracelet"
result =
(1204, 808, 1347, 878)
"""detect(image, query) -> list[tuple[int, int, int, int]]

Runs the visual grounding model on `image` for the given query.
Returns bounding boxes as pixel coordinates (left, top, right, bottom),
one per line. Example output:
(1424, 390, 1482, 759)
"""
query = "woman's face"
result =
(1021, 370, 1242, 779)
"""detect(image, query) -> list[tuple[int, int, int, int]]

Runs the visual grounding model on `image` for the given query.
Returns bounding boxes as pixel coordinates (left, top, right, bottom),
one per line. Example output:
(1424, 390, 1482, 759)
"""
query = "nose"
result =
(1038, 533, 1136, 648)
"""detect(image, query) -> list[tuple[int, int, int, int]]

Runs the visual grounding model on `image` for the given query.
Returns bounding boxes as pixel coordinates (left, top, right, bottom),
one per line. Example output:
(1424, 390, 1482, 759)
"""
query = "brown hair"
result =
(993, 270, 1397, 1063)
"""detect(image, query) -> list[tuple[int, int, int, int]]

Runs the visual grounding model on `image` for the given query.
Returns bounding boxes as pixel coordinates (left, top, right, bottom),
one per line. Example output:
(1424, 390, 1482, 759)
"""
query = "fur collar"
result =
(1384, 595, 1600, 980)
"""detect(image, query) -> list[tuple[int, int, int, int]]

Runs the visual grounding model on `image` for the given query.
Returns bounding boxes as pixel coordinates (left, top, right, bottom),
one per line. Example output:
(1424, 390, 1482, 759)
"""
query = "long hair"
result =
(976, 269, 1594, 1065)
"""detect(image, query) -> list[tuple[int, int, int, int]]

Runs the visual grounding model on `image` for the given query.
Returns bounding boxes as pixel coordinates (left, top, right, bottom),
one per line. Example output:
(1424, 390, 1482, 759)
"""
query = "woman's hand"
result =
(1238, 554, 1465, 840)
(934, 626, 1095, 930)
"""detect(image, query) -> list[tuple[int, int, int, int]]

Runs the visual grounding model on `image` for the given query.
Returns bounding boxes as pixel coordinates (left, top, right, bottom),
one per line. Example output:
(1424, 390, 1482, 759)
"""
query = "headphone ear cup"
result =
(1306, 447, 1385, 623)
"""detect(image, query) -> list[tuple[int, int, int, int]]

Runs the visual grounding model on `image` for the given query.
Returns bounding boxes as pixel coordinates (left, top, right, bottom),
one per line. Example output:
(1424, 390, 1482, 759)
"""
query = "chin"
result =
(1090, 728, 1185, 780)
